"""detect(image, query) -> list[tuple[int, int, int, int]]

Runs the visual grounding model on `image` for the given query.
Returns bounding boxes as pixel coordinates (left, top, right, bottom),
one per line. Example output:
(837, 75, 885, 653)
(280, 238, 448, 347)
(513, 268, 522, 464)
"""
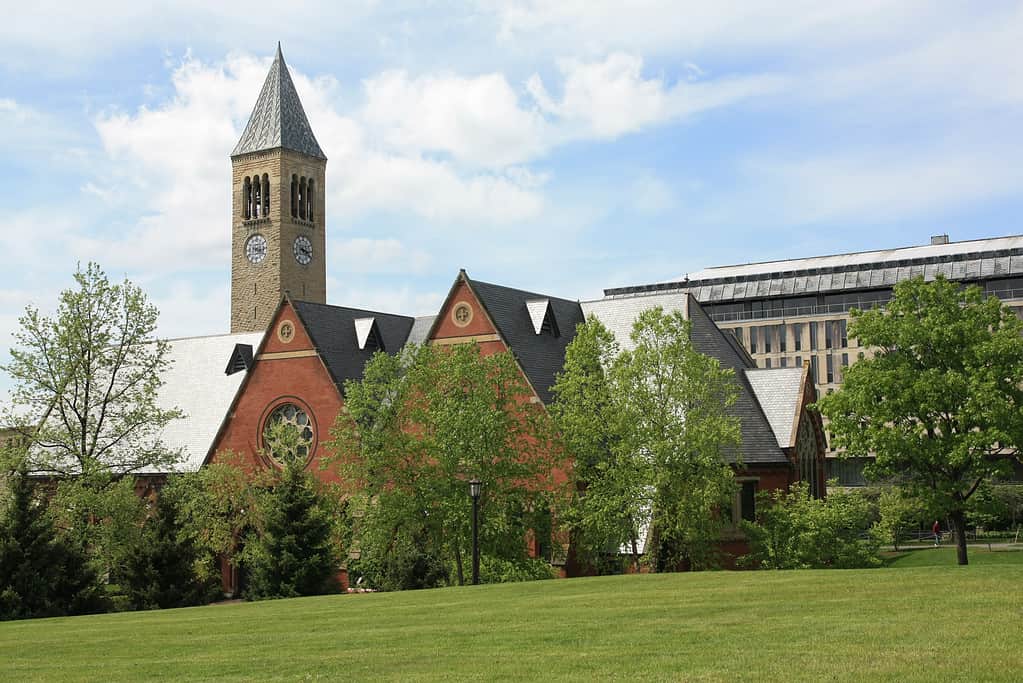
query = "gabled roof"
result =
(580, 291, 690, 351)
(745, 367, 806, 449)
(687, 296, 788, 465)
(231, 43, 326, 160)
(155, 331, 265, 472)
(291, 301, 414, 391)
(466, 277, 585, 405)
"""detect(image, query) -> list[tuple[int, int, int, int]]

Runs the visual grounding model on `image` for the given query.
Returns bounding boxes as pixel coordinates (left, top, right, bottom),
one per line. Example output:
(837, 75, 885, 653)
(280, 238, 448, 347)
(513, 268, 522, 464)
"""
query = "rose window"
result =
(263, 403, 315, 464)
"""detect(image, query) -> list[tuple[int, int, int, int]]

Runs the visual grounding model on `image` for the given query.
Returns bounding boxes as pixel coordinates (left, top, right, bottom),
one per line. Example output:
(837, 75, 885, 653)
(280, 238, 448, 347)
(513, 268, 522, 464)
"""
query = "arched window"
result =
(290, 174, 298, 218)
(261, 173, 270, 218)
(299, 177, 307, 220)
(243, 177, 251, 220)
(307, 179, 315, 222)
(252, 177, 262, 218)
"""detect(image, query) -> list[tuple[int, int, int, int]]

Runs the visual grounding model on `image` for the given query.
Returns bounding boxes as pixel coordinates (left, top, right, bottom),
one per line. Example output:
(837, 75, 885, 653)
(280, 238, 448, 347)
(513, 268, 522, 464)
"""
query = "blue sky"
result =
(2, 1, 1022, 360)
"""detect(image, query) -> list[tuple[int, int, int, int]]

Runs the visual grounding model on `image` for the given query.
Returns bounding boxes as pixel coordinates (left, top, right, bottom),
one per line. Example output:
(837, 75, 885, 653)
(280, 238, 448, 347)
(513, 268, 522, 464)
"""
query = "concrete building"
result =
(605, 233, 1023, 484)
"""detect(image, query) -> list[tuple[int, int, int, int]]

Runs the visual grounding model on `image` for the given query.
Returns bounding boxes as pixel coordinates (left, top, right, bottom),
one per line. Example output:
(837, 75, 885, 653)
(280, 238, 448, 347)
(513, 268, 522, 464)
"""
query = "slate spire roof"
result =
(231, 43, 327, 160)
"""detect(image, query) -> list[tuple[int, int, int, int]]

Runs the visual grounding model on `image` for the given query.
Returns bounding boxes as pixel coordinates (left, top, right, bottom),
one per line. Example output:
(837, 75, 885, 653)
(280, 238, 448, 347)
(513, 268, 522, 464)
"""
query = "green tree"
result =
(0, 455, 107, 620)
(245, 460, 341, 600)
(331, 343, 565, 587)
(615, 308, 741, 571)
(552, 309, 741, 572)
(817, 276, 1023, 565)
(3, 262, 182, 481)
(550, 316, 644, 571)
(118, 488, 219, 611)
(873, 487, 926, 550)
(169, 457, 270, 591)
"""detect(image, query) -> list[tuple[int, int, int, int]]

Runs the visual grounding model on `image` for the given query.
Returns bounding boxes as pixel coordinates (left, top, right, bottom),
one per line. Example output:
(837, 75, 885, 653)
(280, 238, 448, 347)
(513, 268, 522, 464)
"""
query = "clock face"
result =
(245, 234, 268, 264)
(293, 235, 313, 265)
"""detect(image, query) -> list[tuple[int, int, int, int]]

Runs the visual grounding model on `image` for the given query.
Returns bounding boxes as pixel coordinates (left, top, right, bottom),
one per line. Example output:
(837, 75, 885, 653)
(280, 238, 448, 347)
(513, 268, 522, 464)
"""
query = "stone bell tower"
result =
(230, 43, 327, 333)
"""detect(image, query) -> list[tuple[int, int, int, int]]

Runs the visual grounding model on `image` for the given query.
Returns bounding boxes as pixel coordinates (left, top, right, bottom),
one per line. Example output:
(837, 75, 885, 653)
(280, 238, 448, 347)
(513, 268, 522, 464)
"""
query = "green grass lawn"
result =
(1, 565, 1020, 682)
(884, 546, 1023, 567)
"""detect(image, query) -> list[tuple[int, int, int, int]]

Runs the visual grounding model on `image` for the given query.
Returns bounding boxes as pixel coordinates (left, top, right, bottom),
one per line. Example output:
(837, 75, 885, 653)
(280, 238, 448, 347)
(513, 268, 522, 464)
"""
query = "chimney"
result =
(930, 234, 950, 246)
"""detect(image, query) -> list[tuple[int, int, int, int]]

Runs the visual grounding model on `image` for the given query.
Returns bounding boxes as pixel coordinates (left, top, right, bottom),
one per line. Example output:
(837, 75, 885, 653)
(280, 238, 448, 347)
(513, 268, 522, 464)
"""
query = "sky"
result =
(1, 1, 1022, 367)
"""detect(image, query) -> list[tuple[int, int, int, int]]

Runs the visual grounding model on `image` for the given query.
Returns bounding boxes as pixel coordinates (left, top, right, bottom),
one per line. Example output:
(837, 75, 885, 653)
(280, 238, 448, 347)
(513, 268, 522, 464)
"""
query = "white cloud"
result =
(528, 53, 785, 141)
(361, 70, 547, 167)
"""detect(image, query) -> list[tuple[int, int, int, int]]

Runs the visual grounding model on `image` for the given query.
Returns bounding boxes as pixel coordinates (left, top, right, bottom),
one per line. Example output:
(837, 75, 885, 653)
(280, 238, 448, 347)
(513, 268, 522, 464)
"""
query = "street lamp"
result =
(469, 478, 482, 585)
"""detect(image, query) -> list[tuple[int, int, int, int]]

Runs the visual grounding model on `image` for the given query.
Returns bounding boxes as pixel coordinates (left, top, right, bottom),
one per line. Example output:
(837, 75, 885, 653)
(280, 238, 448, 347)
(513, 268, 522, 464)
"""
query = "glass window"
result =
(825, 320, 833, 349)
(740, 481, 757, 522)
(810, 322, 819, 350)
(839, 319, 848, 347)
(763, 326, 773, 354)
(778, 324, 787, 352)
(793, 323, 802, 351)
(780, 357, 788, 368)
(826, 355, 834, 383)
(749, 326, 758, 354)
(766, 358, 772, 368)
(810, 356, 819, 383)
(795, 355, 802, 367)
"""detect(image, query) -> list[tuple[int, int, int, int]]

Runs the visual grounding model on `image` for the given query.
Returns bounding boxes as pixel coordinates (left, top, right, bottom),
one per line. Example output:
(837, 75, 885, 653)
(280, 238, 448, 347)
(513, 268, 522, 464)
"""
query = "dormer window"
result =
(354, 317, 384, 352)
(224, 343, 254, 375)
(526, 299, 559, 337)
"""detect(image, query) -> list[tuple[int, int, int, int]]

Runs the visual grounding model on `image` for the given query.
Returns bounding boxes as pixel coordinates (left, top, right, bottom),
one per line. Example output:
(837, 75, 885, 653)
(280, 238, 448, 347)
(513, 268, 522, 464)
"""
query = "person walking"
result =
(933, 520, 941, 546)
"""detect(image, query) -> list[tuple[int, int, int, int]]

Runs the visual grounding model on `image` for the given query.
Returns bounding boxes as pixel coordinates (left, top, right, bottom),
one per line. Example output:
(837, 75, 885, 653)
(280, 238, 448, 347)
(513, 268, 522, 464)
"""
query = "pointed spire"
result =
(232, 44, 326, 160)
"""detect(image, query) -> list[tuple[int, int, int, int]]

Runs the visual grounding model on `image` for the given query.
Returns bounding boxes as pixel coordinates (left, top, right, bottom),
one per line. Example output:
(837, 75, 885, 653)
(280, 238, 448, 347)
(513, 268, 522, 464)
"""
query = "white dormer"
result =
(525, 299, 559, 337)
(354, 317, 378, 350)
(526, 299, 549, 334)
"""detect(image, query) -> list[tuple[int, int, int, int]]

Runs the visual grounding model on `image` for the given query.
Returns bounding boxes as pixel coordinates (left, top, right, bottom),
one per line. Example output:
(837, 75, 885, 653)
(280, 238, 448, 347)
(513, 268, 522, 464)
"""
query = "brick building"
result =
(140, 46, 823, 583)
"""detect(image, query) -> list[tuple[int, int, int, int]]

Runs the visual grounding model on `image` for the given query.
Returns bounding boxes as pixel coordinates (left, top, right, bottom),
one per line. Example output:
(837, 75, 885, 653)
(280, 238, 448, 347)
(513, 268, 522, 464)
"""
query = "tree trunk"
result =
(454, 545, 464, 586)
(950, 509, 969, 566)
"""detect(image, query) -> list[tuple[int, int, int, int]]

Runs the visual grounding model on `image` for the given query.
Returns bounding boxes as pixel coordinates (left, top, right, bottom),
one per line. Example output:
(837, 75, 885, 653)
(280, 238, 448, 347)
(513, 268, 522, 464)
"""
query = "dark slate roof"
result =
(467, 278, 585, 405)
(231, 44, 326, 160)
(687, 295, 789, 465)
(291, 301, 415, 391)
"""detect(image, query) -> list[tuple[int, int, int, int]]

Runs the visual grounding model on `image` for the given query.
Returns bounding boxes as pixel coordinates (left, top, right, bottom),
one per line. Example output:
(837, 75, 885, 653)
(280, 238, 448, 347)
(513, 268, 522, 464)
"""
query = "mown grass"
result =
(1, 565, 1020, 682)
(884, 546, 1023, 567)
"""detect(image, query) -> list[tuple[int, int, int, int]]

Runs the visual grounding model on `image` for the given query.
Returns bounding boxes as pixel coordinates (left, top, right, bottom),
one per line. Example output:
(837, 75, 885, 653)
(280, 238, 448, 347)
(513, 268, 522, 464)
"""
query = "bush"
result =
(740, 482, 880, 570)
(348, 527, 450, 592)
(478, 555, 557, 584)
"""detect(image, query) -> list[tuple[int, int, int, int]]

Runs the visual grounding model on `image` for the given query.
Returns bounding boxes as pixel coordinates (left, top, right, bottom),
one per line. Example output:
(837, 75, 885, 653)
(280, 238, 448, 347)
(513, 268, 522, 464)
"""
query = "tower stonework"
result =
(230, 44, 327, 333)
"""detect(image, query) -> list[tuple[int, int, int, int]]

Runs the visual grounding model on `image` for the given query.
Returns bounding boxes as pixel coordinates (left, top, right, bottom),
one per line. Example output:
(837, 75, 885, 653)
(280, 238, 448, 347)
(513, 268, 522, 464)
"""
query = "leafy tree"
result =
(169, 456, 270, 589)
(552, 309, 741, 572)
(741, 482, 880, 569)
(0, 455, 107, 620)
(245, 460, 341, 600)
(118, 487, 219, 611)
(331, 343, 565, 587)
(2, 262, 182, 481)
(873, 487, 927, 550)
(816, 276, 1023, 565)
(618, 308, 742, 571)
(550, 316, 645, 571)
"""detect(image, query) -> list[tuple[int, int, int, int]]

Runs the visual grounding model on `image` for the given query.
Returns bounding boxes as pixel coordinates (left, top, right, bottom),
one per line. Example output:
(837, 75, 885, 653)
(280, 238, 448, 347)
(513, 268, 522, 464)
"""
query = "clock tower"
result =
(230, 43, 327, 333)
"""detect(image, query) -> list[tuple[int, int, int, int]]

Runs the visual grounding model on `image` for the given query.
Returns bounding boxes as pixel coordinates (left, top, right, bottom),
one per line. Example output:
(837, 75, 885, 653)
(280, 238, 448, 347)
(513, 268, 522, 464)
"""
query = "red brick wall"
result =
(208, 300, 344, 482)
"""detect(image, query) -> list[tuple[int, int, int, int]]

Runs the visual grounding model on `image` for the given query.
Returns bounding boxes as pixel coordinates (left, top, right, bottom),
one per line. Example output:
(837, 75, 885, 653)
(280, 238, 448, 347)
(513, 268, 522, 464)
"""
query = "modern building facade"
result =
(605, 234, 1023, 484)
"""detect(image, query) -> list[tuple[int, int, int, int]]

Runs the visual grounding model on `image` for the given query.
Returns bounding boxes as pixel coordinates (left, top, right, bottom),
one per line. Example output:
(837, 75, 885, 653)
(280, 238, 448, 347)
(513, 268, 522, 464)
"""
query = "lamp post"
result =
(469, 478, 482, 585)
